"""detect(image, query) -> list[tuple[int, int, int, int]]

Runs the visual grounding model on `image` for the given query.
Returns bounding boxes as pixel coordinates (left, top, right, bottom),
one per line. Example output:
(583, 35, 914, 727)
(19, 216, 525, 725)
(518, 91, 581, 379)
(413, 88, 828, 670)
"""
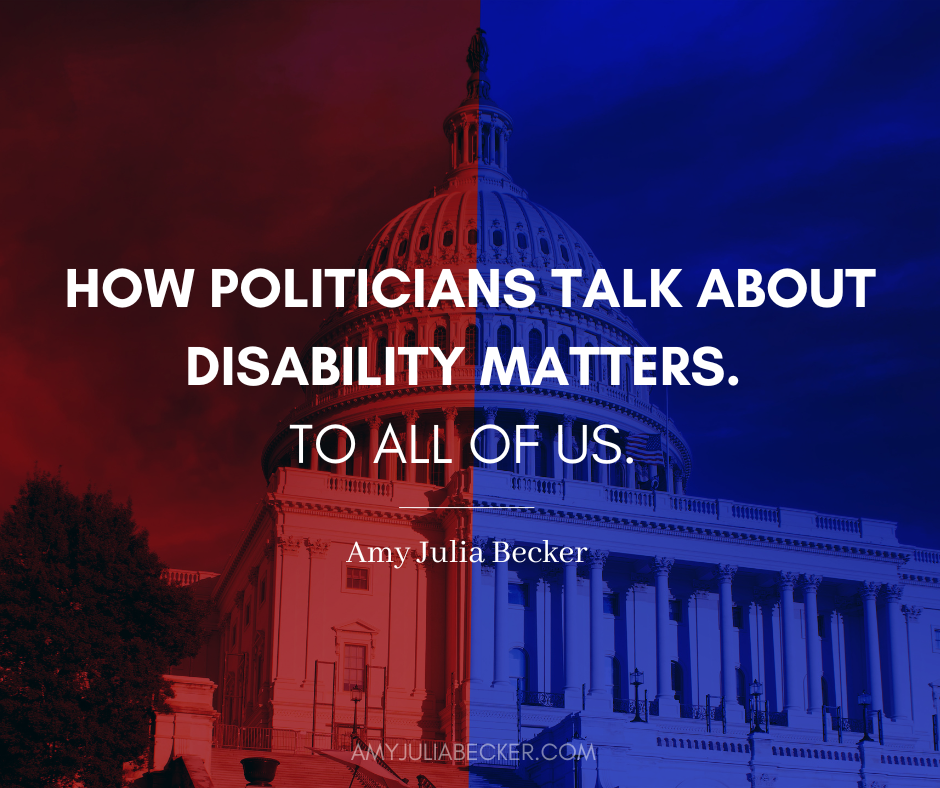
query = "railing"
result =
(681, 695, 725, 733)
(612, 697, 657, 719)
(511, 476, 563, 497)
(730, 504, 779, 524)
(214, 724, 313, 753)
(815, 514, 861, 535)
(518, 690, 565, 708)
(327, 476, 393, 498)
(161, 568, 219, 586)
(746, 704, 788, 728)
(606, 488, 655, 508)
(670, 496, 717, 516)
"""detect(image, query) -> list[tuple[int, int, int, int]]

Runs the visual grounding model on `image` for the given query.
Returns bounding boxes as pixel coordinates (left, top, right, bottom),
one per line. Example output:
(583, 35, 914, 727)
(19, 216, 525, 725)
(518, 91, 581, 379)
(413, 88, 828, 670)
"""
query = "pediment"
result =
(332, 619, 379, 635)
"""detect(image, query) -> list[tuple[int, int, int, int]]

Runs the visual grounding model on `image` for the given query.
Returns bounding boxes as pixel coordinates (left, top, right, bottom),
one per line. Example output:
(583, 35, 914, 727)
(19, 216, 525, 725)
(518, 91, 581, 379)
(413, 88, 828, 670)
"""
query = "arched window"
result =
(442, 230, 454, 247)
(403, 330, 416, 348)
(493, 230, 504, 247)
(586, 342, 596, 381)
(517, 233, 528, 249)
(397, 238, 408, 256)
(528, 328, 542, 367)
(578, 253, 585, 267)
(561, 245, 570, 262)
(378, 247, 389, 267)
(671, 661, 684, 704)
(509, 648, 528, 692)
(375, 337, 387, 375)
(433, 326, 447, 367)
(464, 325, 478, 366)
(558, 334, 571, 374)
(467, 228, 478, 245)
(539, 237, 550, 255)
(419, 233, 430, 251)
(610, 657, 622, 700)
(497, 325, 512, 364)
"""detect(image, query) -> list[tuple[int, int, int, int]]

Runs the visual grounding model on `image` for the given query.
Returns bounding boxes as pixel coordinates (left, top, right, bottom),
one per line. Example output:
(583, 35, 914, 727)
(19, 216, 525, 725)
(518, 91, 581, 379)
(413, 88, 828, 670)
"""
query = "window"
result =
(732, 605, 743, 629)
(561, 245, 570, 262)
(259, 578, 266, 604)
(419, 233, 430, 251)
(603, 592, 619, 616)
(578, 253, 585, 267)
(516, 233, 528, 249)
(464, 325, 478, 366)
(509, 648, 528, 691)
(496, 325, 512, 364)
(397, 238, 408, 256)
(736, 668, 747, 705)
(509, 583, 529, 606)
(245, 599, 251, 625)
(378, 247, 388, 267)
(933, 627, 940, 652)
(376, 338, 387, 375)
(586, 343, 596, 381)
(493, 229, 504, 247)
(343, 644, 366, 691)
(467, 228, 478, 245)
(403, 330, 416, 348)
(818, 615, 827, 639)
(528, 328, 542, 366)
(668, 599, 683, 623)
(442, 230, 454, 247)
(430, 461, 445, 487)
(539, 237, 550, 255)
(433, 326, 447, 366)
(346, 567, 369, 590)
(558, 335, 571, 374)
(232, 624, 237, 645)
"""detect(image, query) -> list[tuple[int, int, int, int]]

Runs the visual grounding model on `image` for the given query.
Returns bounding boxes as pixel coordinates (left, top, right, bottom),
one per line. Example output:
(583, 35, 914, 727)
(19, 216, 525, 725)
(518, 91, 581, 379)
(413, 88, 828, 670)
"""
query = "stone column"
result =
(367, 416, 381, 479)
(335, 428, 347, 477)
(654, 557, 678, 716)
(778, 572, 803, 716)
(404, 411, 418, 483)
(562, 415, 574, 480)
(802, 575, 823, 715)
(595, 428, 609, 486)
(587, 550, 610, 708)
(624, 457, 635, 489)
(862, 581, 884, 713)
(492, 539, 513, 690)
(718, 564, 741, 718)
(524, 409, 539, 476)
(444, 407, 458, 482)
(885, 584, 911, 722)
(483, 407, 498, 461)
(469, 537, 489, 685)
(564, 559, 581, 708)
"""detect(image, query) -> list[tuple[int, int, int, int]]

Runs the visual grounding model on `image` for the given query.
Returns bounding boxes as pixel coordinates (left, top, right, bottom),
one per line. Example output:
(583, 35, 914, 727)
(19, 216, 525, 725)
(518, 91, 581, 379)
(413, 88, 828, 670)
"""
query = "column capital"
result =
(368, 415, 383, 430)
(800, 574, 822, 592)
(716, 564, 737, 582)
(305, 538, 331, 558)
(653, 556, 674, 576)
(524, 409, 539, 424)
(589, 549, 609, 569)
(471, 535, 489, 550)
(248, 565, 260, 585)
(884, 583, 904, 602)
(484, 406, 498, 422)
(277, 534, 302, 555)
(777, 571, 798, 591)
(861, 581, 881, 600)
(443, 407, 459, 420)
(563, 414, 576, 427)
(903, 604, 921, 622)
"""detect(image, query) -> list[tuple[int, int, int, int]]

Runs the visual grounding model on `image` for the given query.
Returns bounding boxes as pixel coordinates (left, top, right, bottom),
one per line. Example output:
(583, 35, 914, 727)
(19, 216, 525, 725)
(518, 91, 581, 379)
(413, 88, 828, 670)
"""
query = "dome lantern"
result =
(441, 28, 514, 188)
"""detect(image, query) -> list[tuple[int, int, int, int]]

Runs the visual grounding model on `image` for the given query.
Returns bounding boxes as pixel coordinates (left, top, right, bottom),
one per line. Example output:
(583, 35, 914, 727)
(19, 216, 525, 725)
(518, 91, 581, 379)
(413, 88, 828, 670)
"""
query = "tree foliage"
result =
(0, 471, 207, 788)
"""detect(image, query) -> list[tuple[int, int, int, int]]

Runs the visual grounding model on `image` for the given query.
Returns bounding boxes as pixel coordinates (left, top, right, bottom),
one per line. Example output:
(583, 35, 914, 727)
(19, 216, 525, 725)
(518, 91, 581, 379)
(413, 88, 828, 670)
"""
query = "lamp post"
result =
(858, 690, 874, 743)
(630, 668, 646, 723)
(750, 680, 764, 733)
(350, 684, 363, 741)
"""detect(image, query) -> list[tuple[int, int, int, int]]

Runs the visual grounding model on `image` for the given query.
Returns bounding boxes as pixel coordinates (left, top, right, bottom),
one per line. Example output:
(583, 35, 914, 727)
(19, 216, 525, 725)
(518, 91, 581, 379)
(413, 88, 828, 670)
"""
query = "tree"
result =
(0, 471, 207, 788)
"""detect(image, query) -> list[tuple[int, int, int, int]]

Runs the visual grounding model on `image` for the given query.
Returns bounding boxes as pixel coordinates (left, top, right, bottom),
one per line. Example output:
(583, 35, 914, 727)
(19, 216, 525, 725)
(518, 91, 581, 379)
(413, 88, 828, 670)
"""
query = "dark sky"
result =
(1, 1, 937, 569)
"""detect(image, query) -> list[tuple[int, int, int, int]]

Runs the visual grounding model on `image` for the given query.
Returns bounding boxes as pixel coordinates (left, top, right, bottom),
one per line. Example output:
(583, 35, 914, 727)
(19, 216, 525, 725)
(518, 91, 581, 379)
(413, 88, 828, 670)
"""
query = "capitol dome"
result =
(262, 28, 691, 491)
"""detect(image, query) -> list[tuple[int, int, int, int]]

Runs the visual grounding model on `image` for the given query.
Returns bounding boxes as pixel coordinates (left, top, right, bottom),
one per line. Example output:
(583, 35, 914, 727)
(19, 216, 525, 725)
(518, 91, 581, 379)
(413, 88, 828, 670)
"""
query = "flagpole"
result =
(665, 385, 670, 494)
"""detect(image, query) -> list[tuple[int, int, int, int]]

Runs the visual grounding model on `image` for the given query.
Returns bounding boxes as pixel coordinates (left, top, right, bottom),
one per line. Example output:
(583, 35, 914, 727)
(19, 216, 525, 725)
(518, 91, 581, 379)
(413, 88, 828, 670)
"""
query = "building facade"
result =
(182, 30, 940, 788)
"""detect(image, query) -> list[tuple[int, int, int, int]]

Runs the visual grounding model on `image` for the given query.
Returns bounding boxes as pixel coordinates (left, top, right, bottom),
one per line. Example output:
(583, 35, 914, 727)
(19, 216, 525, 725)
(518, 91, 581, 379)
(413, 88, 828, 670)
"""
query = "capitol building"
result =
(157, 30, 940, 788)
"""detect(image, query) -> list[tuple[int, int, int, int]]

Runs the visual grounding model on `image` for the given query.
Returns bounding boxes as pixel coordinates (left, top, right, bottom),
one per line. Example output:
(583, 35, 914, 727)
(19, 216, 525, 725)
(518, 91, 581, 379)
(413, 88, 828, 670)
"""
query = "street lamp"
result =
(350, 685, 364, 741)
(857, 690, 874, 743)
(630, 668, 646, 723)
(749, 680, 764, 733)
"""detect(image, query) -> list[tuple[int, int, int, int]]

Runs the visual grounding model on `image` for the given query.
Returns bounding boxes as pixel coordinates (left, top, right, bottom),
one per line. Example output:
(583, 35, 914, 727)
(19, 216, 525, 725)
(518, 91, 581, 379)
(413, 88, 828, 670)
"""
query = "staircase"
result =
(210, 750, 537, 788)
